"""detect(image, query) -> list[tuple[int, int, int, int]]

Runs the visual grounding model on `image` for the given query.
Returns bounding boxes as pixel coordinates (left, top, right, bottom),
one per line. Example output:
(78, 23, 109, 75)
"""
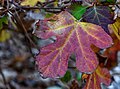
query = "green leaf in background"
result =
(70, 4, 87, 20)
(45, 13, 54, 18)
(106, 0, 116, 3)
(0, 16, 8, 30)
(60, 71, 72, 83)
(76, 72, 82, 82)
(0, 30, 11, 42)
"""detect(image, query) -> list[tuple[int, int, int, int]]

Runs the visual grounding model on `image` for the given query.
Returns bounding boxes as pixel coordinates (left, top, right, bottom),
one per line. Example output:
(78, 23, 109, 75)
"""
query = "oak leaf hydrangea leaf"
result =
(83, 66, 111, 89)
(35, 11, 113, 78)
(83, 6, 114, 34)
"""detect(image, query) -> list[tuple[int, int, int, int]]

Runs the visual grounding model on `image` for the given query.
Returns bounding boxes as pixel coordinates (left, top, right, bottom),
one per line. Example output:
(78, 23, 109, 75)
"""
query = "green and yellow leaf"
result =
(109, 18, 120, 40)
(21, 0, 46, 6)
(0, 30, 11, 42)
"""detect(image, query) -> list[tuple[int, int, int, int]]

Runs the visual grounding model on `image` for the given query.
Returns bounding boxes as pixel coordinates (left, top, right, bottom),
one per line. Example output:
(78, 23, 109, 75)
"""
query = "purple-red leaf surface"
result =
(35, 11, 113, 78)
(83, 66, 111, 89)
(84, 6, 114, 34)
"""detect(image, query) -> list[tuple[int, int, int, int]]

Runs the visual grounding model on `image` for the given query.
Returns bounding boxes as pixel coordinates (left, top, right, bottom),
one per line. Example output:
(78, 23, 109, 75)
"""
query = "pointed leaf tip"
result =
(35, 11, 113, 78)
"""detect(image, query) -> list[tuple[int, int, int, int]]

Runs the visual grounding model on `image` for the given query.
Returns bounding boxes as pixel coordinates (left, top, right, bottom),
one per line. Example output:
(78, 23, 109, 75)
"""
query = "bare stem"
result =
(14, 10, 38, 49)
(0, 61, 8, 89)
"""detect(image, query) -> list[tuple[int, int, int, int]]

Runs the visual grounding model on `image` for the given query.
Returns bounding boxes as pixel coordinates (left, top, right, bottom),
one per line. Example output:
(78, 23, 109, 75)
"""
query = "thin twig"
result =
(7, 0, 10, 9)
(116, 4, 120, 9)
(0, 61, 8, 89)
(24, 34, 36, 59)
(14, 10, 39, 49)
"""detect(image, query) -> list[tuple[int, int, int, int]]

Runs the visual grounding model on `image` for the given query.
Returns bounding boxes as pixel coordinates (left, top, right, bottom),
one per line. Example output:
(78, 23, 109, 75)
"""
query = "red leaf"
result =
(104, 35, 120, 69)
(35, 11, 113, 78)
(83, 66, 111, 89)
